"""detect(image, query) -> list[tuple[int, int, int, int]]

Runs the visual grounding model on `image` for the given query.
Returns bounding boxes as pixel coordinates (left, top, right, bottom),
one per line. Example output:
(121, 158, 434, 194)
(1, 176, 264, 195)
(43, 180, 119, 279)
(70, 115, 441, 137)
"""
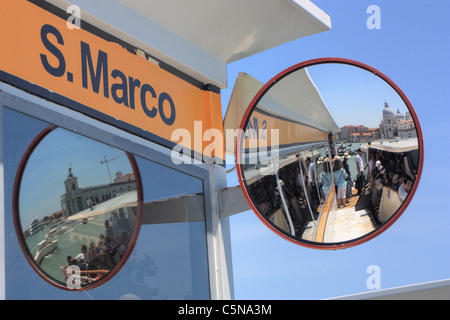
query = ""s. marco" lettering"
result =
(39, 24, 176, 126)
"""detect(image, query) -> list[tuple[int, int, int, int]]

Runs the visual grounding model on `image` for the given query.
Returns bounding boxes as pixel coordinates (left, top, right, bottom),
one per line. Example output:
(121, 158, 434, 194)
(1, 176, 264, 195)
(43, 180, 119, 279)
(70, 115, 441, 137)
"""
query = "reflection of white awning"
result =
(368, 138, 418, 153)
(67, 191, 137, 221)
(260, 68, 339, 133)
(224, 71, 340, 154)
(223, 73, 264, 154)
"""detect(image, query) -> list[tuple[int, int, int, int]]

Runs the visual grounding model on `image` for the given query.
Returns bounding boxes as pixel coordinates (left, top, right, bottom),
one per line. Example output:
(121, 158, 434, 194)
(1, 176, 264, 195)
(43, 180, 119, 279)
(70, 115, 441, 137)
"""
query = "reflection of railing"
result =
(65, 269, 110, 285)
(274, 175, 295, 236)
(297, 153, 317, 229)
(313, 184, 336, 243)
(79, 270, 110, 276)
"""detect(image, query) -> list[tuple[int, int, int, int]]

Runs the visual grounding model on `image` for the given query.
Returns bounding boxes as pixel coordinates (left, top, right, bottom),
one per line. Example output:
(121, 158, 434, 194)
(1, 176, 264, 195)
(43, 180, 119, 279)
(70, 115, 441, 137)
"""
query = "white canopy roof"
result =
(46, 0, 331, 88)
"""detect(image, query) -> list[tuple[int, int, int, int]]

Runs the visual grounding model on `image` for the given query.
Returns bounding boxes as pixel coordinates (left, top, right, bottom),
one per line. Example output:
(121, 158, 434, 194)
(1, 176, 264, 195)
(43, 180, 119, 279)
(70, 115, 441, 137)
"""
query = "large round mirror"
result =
(13, 126, 143, 290)
(236, 58, 423, 249)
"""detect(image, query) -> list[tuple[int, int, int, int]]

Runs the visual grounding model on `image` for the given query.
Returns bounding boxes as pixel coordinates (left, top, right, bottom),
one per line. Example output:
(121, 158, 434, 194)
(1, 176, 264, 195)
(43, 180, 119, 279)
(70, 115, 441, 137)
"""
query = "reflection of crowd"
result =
(319, 155, 352, 208)
(246, 146, 417, 239)
(320, 147, 415, 220)
(63, 210, 132, 284)
(367, 149, 415, 204)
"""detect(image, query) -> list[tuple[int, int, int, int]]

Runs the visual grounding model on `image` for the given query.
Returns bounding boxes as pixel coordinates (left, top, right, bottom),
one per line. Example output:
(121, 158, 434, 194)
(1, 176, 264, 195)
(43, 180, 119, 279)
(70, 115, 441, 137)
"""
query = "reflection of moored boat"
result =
(34, 239, 58, 266)
(46, 224, 69, 239)
(29, 217, 42, 236)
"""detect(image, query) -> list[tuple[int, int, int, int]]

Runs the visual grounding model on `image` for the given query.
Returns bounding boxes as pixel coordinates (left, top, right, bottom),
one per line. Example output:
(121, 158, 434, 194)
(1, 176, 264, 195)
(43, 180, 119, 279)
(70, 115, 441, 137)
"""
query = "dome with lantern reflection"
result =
(379, 101, 405, 139)
(382, 101, 395, 117)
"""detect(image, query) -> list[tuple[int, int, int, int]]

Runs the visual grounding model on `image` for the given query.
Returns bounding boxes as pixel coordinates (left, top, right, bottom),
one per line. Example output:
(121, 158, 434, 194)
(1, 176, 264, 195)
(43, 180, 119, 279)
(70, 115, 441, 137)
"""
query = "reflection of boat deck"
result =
(302, 188, 375, 243)
(323, 203, 374, 243)
(34, 239, 58, 266)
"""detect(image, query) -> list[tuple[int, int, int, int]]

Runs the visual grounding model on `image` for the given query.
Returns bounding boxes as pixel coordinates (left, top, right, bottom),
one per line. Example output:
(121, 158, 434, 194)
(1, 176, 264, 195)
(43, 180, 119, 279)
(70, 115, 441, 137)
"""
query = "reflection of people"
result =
(97, 251, 114, 270)
(333, 158, 348, 208)
(320, 159, 332, 195)
(342, 154, 352, 182)
(371, 160, 387, 205)
(306, 157, 319, 205)
(97, 234, 107, 252)
(398, 177, 413, 201)
(374, 161, 386, 189)
(391, 174, 401, 191)
(105, 220, 114, 242)
(116, 209, 131, 234)
(368, 153, 376, 181)
(75, 245, 87, 262)
(86, 242, 97, 262)
(343, 154, 353, 203)
(306, 157, 315, 187)
(355, 148, 365, 195)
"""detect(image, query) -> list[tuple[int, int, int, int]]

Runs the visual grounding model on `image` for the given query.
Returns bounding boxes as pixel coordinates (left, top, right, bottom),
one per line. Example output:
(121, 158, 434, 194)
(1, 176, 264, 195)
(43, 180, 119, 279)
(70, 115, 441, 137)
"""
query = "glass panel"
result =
(12, 121, 141, 290)
(124, 156, 209, 300)
(3, 107, 209, 299)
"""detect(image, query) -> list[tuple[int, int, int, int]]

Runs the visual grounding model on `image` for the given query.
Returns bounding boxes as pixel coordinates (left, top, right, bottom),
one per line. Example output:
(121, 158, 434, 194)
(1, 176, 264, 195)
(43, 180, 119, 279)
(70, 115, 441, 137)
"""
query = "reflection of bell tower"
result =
(64, 164, 79, 193)
(62, 164, 84, 217)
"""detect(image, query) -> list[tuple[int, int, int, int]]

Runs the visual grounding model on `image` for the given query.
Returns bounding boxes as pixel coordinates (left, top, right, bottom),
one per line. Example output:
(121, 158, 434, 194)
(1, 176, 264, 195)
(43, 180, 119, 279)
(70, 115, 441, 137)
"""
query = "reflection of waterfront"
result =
(26, 215, 107, 282)
(25, 192, 136, 284)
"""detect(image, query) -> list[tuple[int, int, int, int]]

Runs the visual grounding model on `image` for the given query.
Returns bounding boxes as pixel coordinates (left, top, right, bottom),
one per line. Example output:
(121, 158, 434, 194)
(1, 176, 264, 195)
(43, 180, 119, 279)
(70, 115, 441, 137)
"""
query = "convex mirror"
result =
(13, 126, 142, 290)
(236, 58, 423, 249)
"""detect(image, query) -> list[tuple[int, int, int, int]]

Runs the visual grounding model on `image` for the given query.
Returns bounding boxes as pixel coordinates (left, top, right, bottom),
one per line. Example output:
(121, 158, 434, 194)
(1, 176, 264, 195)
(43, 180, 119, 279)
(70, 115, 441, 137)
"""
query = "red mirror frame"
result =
(12, 125, 144, 290)
(235, 57, 424, 250)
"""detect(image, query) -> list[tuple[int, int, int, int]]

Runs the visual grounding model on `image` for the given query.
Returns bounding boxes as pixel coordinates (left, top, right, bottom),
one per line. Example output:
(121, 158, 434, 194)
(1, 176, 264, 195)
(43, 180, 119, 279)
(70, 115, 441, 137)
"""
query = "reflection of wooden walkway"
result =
(344, 188, 359, 208)
(319, 185, 380, 217)
(302, 185, 378, 243)
(314, 186, 335, 243)
(314, 187, 376, 243)
(316, 187, 358, 212)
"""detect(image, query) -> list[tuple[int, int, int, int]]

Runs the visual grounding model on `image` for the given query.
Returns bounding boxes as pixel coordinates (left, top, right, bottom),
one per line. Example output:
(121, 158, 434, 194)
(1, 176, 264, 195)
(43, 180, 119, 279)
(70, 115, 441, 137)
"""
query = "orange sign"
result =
(0, 1, 223, 160)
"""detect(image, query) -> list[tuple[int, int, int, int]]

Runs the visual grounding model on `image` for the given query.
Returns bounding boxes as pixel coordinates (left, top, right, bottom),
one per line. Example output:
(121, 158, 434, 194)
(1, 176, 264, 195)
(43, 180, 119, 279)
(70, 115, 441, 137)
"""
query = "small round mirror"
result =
(13, 126, 142, 290)
(236, 58, 423, 249)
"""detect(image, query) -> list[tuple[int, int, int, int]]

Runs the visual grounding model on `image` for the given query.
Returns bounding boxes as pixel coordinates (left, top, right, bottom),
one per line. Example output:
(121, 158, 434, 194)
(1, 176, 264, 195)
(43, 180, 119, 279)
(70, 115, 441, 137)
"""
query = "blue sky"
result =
(306, 63, 408, 128)
(221, 0, 450, 299)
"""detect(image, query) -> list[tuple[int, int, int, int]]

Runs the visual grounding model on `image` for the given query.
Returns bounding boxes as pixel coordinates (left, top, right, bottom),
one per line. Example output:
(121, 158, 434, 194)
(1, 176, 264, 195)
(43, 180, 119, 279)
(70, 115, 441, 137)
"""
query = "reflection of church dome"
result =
(383, 101, 395, 117)
(396, 108, 404, 120)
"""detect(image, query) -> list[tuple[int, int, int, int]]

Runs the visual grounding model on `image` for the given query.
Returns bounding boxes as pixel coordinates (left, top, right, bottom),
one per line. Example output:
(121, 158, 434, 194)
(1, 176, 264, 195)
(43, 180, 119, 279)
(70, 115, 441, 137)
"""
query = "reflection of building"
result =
(113, 171, 135, 183)
(338, 125, 380, 142)
(61, 167, 136, 217)
(397, 112, 417, 139)
(379, 101, 416, 139)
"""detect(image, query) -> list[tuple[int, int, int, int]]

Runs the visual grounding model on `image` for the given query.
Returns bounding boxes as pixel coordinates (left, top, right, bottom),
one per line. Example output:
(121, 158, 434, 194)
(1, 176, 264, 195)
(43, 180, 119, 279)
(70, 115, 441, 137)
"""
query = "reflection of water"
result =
(26, 208, 134, 284)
